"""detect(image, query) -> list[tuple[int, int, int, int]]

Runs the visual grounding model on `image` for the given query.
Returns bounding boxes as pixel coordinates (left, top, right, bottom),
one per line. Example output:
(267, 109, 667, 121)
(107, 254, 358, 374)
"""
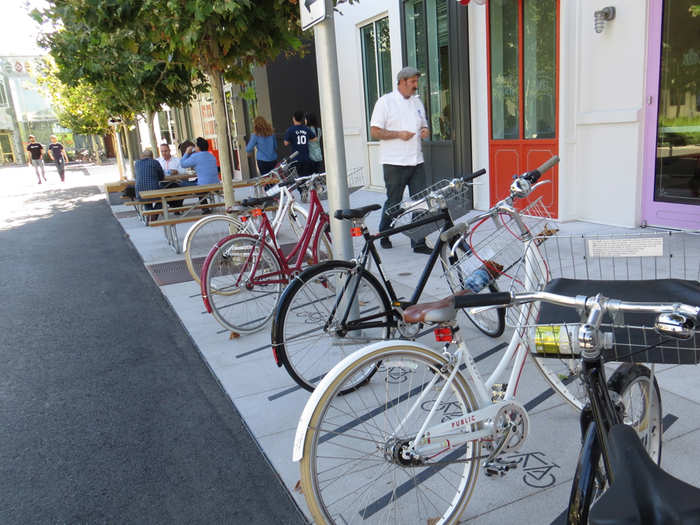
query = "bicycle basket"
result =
(299, 167, 366, 203)
(513, 230, 700, 364)
(388, 179, 474, 242)
(444, 197, 555, 303)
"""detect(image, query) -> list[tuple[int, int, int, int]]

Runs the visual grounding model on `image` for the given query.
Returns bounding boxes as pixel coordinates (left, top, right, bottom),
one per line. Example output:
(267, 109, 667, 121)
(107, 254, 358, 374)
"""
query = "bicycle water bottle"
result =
(464, 261, 503, 293)
(534, 324, 579, 355)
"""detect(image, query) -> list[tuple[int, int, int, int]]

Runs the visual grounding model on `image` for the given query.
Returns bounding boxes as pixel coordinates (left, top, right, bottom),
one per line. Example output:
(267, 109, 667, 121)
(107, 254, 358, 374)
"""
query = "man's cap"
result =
(28, 135, 35, 139)
(397, 66, 421, 82)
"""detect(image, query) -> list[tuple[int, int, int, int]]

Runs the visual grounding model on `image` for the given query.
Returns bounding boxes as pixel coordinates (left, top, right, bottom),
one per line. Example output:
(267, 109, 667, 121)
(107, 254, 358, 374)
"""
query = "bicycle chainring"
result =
(493, 403, 529, 453)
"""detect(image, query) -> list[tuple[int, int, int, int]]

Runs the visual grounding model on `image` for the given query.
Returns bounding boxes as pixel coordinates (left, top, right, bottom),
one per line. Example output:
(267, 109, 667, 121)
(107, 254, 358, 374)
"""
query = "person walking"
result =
(246, 116, 277, 177)
(283, 110, 316, 177)
(305, 113, 323, 174)
(370, 66, 431, 254)
(47, 135, 69, 182)
(26, 135, 47, 184)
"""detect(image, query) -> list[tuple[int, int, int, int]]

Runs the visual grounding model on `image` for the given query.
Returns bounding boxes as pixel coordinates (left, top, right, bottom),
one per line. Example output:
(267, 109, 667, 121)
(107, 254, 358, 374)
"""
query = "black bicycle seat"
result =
(333, 204, 381, 221)
(589, 424, 700, 525)
(241, 195, 277, 208)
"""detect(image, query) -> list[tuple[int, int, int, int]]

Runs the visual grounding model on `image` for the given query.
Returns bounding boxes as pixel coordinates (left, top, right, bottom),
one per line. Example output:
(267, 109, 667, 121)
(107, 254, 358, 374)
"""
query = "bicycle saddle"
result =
(241, 195, 278, 208)
(589, 424, 700, 525)
(333, 204, 381, 221)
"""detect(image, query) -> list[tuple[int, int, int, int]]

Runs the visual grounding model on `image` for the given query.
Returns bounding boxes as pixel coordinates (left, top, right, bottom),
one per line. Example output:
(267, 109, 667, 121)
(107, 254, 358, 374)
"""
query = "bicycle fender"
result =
(293, 340, 445, 462)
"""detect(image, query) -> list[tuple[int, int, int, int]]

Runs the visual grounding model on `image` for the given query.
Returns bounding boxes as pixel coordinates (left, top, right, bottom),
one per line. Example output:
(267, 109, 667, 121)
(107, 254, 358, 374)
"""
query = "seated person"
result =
(180, 137, 219, 213)
(180, 137, 219, 185)
(157, 143, 182, 176)
(134, 149, 164, 215)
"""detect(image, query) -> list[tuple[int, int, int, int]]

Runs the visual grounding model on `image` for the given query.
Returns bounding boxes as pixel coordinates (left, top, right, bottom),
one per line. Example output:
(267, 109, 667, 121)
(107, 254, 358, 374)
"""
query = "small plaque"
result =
(587, 237, 664, 258)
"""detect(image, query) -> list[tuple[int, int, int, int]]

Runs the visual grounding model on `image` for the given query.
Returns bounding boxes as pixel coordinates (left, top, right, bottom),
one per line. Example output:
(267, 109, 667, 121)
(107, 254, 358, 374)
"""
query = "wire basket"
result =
(511, 230, 700, 364)
(522, 321, 700, 365)
(388, 179, 474, 242)
(300, 167, 366, 202)
(444, 197, 556, 297)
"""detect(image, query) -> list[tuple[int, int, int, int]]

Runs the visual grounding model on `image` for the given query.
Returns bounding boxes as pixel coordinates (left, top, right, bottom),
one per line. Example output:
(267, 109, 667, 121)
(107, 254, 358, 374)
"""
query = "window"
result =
(361, 17, 392, 141)
(404, 0, 452, 141)
(0, 78, 8, 109)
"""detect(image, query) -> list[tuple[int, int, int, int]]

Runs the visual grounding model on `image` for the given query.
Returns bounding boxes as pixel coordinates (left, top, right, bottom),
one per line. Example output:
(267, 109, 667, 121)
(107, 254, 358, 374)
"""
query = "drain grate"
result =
(146, 258, 203, 286)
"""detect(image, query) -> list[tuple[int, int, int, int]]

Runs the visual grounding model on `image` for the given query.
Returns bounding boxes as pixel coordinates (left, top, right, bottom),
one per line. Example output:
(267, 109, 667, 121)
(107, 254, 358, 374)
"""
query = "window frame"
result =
(359, 14, 392, 142)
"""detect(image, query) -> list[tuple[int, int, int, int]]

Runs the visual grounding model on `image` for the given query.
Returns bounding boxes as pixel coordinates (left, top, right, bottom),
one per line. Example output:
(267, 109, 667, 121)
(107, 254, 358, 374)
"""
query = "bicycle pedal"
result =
(484, 458, 518, 477)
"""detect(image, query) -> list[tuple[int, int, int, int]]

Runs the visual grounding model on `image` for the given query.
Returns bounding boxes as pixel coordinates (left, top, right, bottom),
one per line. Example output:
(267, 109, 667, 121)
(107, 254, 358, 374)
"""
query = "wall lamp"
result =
(594, 6, 616, 33)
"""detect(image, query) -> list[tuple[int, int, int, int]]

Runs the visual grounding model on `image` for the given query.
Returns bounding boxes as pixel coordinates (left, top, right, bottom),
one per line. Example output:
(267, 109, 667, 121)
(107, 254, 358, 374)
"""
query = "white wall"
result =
(469, 1, 649, 227)
(333, 0, 403, 191)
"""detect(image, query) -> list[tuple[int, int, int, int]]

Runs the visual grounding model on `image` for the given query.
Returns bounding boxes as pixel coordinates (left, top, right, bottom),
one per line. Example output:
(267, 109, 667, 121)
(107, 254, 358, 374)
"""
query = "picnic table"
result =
(138, 176, 278, 253)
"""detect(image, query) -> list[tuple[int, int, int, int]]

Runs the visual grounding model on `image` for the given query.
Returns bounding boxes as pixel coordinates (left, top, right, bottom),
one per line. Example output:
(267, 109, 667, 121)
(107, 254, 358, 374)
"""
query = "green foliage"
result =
(34, 57, 111, 136)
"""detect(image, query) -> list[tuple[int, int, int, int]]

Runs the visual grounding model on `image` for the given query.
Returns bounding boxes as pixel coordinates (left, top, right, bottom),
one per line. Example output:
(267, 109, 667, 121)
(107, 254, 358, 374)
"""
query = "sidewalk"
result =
(104, 165, 700, 524)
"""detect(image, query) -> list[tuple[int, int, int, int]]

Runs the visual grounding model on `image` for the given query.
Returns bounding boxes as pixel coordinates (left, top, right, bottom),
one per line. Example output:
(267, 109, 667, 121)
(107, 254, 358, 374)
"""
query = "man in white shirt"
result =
(370, 66, 431, 254)
(157, 144, 182, 175)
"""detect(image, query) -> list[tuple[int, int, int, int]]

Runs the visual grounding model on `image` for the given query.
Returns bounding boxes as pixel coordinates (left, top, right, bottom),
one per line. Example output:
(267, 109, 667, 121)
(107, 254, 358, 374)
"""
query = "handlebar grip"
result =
(462, 168, 486, 183)
(524, 155, 560, 183)
(440, 222, 467, 242)
(454, 292, 512, 309)
(288, 151, 299, 160)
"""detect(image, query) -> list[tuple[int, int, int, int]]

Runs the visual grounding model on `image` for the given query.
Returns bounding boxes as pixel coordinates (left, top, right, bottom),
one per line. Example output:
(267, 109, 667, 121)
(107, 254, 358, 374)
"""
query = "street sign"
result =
(300, 0, 326, 31)
(108, 117, 123, 126)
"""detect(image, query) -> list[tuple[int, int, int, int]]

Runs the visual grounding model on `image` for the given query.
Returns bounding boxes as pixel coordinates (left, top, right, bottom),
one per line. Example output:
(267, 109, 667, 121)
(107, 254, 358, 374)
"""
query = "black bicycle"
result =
(270, 169, 492, 394)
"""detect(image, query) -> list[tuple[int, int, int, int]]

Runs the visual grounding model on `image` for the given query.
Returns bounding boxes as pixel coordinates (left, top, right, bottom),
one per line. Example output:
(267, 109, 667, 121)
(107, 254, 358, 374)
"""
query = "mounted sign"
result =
(300, 0, 326, 31)
(108, 117, 123, 126)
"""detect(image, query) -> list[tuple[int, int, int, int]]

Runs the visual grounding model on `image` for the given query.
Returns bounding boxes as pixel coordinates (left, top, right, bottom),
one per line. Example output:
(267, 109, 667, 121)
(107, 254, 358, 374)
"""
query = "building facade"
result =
(332, 0, 699, 229)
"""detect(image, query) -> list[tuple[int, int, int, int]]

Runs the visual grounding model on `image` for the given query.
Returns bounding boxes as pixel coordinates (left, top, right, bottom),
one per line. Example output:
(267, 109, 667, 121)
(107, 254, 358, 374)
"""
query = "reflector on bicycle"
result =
(252, 208, 263, 217)
(351, 227, 362, 237)
(434, 327, 453, 342)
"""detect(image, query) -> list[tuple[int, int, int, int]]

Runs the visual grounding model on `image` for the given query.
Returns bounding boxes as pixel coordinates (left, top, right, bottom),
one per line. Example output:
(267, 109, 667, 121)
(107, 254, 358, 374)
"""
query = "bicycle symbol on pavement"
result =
(503, 450, 560, 488)
(419, 399, 463, 422)
(380, 365, 414, 384)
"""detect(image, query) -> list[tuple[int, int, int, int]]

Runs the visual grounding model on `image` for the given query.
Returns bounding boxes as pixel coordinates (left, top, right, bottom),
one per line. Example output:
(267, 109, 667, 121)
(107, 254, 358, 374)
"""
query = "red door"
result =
(487, 0, 559, 216)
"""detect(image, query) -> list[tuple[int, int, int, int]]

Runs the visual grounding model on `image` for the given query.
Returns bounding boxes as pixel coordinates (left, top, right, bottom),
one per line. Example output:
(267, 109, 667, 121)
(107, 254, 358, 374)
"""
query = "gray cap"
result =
(397, 66, 421, 82)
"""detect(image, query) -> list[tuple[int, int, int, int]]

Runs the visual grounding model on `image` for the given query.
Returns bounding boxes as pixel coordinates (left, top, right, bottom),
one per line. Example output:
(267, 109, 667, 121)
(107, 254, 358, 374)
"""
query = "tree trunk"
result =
(122, 123, 135, 179)
(112, 133, 125, 180)
(207, 71, 235, 208)
(146, 110, 159, 153)
(90, 135, 102, 165)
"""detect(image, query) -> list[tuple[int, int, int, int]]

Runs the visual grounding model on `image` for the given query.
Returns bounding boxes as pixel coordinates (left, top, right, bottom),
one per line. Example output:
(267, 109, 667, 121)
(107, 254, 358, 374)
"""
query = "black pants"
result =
(378, 163, 427, 247)
(55, 158, 65, 181)
(257, 159, 277, 177)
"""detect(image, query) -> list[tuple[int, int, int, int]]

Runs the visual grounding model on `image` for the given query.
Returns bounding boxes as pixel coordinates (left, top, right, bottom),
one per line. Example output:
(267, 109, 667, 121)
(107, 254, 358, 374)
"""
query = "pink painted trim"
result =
(641, 0, 700, 229)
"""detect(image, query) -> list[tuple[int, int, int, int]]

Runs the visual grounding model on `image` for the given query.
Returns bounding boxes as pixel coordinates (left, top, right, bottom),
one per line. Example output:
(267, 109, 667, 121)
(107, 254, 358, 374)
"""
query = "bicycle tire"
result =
(201, 233, 284, 334)
(183, 214, 245, 285)
(440, 239, 506, 337)
(298, 343, 481, 524)
(271, 260, 391, 394)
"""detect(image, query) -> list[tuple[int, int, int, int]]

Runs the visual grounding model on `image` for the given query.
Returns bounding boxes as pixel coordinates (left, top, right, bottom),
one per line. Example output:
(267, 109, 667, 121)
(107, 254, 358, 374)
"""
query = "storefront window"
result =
(654, 0, 700, 206)
(361, 17, 392, 141)
(405, 0, 452, 141)
(489, 0, 519, 140)
(0, 78, 8, 109)
(523, 0, 556, 139)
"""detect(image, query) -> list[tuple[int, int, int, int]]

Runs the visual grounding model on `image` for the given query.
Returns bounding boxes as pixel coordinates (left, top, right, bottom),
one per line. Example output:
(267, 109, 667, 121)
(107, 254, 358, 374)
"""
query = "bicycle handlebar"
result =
(522, 155, 559, 184)
(462, 168, 486, 183)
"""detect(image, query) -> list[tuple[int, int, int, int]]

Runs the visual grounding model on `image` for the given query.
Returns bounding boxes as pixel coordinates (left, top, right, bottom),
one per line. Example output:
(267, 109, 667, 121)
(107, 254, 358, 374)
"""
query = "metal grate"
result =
(146, 258, 203, 286)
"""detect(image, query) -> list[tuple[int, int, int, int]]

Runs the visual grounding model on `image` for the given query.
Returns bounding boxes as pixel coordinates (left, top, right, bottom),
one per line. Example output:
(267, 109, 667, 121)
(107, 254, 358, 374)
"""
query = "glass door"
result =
(642, 0, 700, 228)
(487, 0, 559, 215)
(0, 133, 15, 164)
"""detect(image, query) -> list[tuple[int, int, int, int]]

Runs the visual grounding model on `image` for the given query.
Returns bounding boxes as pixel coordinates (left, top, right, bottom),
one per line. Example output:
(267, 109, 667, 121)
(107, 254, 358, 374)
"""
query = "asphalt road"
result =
(0, 172, 307, 524)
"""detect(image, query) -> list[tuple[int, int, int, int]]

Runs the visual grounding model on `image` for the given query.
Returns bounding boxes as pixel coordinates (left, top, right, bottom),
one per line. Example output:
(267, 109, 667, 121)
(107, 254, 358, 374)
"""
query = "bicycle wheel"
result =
(298, 343, 481, 525)
(530, 352, 589, 411)
(287, 201, 308, 241)
(183, 214, 245, 285)
(607, 363, 662, 464)
(311, 221, 332, 264)
(202, 234, 284, 334)
(441, 239, 506, 337)
(272, 260, 391, 394)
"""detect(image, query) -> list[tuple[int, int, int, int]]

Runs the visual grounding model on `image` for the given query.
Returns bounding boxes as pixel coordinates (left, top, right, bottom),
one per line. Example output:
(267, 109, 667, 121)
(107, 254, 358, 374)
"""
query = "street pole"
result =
(313, 0, 353, 261)
(114, 131, 125, 180)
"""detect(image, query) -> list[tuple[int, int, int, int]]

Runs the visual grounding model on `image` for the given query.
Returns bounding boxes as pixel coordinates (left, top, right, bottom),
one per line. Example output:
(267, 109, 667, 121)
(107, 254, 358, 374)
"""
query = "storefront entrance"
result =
(0, 133, 15, 164)
(487, 0, 559, 215)
(642, 0, 700, 228)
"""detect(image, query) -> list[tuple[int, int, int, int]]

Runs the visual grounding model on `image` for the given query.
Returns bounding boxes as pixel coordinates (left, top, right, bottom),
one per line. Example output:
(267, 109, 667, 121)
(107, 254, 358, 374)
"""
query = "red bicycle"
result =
(200, 173, 332, 334)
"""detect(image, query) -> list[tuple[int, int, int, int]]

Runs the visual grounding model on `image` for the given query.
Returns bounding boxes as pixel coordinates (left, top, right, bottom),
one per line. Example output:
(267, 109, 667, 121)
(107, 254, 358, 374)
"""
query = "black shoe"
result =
(380, 237, 392, 249)
(412, 244, 432, 255)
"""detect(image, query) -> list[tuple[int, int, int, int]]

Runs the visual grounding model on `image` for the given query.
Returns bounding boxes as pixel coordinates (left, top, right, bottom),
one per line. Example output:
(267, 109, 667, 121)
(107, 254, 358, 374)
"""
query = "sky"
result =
(0, 0, 48, 56)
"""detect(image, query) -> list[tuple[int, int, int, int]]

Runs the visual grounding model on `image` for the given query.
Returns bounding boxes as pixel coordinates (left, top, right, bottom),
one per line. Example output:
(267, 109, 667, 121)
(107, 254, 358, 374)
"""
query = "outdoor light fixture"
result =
(594, 6, 616, 33)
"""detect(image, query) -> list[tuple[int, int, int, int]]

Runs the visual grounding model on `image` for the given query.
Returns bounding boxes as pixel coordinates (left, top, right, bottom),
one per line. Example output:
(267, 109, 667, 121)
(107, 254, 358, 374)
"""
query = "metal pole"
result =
(313, 0, 353, 261)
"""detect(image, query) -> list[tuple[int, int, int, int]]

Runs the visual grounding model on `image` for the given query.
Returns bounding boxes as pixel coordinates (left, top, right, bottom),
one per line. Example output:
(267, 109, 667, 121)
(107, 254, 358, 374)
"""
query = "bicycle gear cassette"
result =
(396, 319, 422, 339)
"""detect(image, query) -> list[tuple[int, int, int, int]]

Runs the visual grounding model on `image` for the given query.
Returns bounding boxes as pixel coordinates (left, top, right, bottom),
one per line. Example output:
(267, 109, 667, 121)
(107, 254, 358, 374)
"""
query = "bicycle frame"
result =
(242, 186, 329, 287)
